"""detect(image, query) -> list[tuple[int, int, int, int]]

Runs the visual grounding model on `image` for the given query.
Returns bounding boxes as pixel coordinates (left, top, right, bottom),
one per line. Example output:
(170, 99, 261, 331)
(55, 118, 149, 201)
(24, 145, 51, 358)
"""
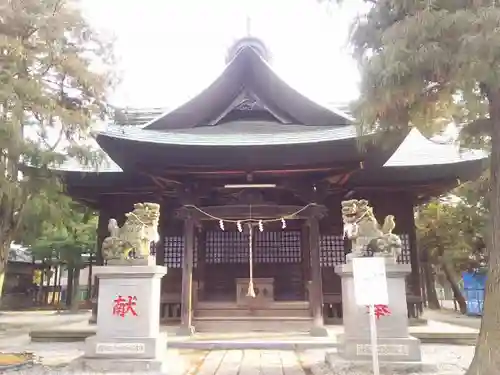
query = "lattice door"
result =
(254, 230, 304, 300)
(319, 233, 412, 267)
(163, 236, 198, 268)
(397, 234, 411, 264)
(320, 235, 346, 267)
(205, 230, 248, 264)
(254, 231, 302, 264)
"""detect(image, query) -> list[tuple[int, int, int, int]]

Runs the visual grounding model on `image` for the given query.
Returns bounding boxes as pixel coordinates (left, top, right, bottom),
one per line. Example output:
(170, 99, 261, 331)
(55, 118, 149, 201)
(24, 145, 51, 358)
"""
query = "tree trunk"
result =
(420, 265, 428, 308)
(38, 263, 45, 305)
(0, 240, 9, 308)
(441, 261, 467, 314)
(87, 258, 93, 302)
(51, 266, 59, 305)
(65, 267, 74, 307)
(57, 265, 62, 291)
(71, 267, 80, 312)
(0, 261, 6, 309)
(422, 261, 440, 309)
(466, 91, 500, 374)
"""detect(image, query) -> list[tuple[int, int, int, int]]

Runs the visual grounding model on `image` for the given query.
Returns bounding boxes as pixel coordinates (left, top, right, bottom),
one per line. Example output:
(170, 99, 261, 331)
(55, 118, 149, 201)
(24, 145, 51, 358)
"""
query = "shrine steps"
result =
(193, 301, 313, 332)
(194, 301, 311, 318)
(193, 316, 314, 333)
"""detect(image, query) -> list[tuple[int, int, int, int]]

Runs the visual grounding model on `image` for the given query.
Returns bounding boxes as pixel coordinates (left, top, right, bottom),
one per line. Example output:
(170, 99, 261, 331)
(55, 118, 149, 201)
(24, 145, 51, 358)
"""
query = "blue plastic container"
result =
(462, 272, 486, 316)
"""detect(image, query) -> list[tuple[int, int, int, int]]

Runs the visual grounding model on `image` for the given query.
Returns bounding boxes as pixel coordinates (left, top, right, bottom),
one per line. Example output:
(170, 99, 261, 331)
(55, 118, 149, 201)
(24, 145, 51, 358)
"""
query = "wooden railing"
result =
(323, 293, 343, 324)
(159, 281, 199, 322)
(160, 293, 181, 322)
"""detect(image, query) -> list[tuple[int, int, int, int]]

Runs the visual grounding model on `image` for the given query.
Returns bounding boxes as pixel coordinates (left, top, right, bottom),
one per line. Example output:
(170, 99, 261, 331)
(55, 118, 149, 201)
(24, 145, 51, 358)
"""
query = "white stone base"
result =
(82, 264, 168, 373)
(325, 351, 436, 374)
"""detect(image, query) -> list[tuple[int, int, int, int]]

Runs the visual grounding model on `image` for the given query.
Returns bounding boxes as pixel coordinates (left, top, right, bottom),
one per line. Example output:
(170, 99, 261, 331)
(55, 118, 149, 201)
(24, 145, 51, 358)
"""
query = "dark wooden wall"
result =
(96, 190, 421, 321)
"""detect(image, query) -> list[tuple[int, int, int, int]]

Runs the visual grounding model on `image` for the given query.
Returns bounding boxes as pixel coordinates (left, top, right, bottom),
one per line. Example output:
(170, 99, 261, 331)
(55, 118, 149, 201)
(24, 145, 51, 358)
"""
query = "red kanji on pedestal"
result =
(366, 304, 391, 320)
(112, 295, 138, 318)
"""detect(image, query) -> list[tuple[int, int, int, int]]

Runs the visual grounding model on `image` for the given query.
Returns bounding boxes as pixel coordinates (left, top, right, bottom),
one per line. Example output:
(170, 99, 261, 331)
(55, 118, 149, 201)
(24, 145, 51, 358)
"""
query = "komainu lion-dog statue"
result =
(102, 202, 160, 262)
(341, 199, 402, 262)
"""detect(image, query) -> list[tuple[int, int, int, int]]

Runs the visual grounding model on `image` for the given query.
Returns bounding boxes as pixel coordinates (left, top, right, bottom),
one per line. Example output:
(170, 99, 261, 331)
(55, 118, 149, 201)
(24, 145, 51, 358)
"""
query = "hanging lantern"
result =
(237, 221, 243, 232)
(281, 218, 286, 229)
(258, 220, 264, 232)
(219, 220, 225, 230)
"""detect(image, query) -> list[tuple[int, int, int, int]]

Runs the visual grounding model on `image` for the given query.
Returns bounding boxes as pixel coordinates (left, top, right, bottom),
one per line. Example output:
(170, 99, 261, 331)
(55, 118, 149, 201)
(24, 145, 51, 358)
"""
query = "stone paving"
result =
(193, 350, 311, 375)
(0, 310, 479, 374)
(0, 343, 475, 375)
(0, 311, 90, 338)
(0, 311, 90, 328)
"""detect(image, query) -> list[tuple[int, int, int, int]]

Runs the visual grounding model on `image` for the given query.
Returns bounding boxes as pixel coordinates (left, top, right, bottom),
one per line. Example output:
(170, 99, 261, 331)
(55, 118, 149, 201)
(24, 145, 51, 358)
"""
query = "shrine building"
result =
(57, 37, 487, 334)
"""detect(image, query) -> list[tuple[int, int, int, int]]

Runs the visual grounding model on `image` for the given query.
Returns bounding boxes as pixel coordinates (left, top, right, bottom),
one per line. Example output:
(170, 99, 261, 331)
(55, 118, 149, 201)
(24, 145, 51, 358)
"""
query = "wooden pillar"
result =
(156, 206, 166, 266)
(308, 209, 328, 337)
(301, 222, 311, 301)
(89, 210, 110, 324)
(196, 226, 206, 302)
(407, 196, 423, 314)
(178, 214, 195, 335)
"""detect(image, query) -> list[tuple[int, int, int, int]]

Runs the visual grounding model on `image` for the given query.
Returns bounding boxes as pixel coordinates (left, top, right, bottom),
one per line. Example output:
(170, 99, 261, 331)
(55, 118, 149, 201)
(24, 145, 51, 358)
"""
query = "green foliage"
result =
(30, 222, 96, 267)
(338, 0, 499, 148)
(334, 0, 493, 273)
(0, 0, 115, 257)
(416, 189, 487, 274)
(17, 193, 97, 267)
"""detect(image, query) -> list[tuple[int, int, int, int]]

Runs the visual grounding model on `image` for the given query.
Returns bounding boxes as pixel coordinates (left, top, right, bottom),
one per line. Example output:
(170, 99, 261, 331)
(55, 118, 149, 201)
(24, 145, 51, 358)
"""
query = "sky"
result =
(80, 0, 365, 110)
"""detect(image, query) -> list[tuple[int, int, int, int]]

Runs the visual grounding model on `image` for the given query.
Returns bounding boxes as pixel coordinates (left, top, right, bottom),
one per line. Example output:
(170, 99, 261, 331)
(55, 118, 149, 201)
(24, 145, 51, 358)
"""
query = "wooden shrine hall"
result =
(57, 37, 487, 334)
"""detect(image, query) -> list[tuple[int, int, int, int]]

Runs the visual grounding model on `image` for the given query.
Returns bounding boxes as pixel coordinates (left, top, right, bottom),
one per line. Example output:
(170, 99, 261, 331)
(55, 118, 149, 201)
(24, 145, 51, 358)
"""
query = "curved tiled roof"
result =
(384, 128, 487, 167)
(143, 46, 352, 130)
(97, 121, 359, 147)
(53, 126, 488, 174)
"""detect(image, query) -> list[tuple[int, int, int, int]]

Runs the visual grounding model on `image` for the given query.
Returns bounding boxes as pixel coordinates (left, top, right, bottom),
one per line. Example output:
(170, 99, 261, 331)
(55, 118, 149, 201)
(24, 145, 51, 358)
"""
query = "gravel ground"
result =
(304, 345, 474, 375)
(0, 344, 475, 374)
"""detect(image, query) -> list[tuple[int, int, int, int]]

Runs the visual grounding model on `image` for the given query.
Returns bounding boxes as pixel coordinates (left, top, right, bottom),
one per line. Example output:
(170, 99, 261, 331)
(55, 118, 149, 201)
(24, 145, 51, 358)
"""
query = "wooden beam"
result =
(68, 185, 161, 195)
(139, 172, 182, 188)
(347, 181, 457, 193)
(139, 164, 357, 176)
(177, 204, 327, 220)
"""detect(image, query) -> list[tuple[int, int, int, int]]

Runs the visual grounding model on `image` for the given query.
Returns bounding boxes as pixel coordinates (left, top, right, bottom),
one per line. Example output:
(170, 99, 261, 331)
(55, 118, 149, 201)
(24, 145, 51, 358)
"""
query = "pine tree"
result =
(0, 0, 115, 301)
(337, 1, 499, 373)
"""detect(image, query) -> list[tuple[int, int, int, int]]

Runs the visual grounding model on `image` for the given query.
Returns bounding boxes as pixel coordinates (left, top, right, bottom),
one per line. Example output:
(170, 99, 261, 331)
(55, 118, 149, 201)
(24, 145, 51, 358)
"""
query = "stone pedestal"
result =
(332, 260, 421, 363)
(83, 262, 168, 374)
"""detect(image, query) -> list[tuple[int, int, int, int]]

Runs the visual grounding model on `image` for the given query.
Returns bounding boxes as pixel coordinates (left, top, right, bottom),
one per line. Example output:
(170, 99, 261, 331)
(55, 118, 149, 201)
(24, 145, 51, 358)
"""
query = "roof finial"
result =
(245, 15, 252, 36)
